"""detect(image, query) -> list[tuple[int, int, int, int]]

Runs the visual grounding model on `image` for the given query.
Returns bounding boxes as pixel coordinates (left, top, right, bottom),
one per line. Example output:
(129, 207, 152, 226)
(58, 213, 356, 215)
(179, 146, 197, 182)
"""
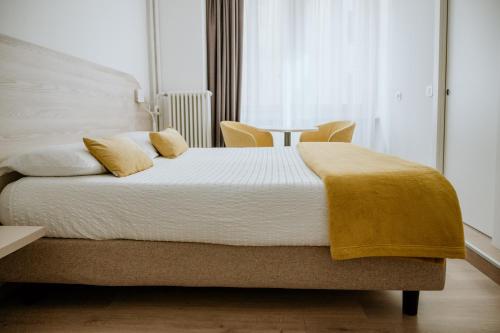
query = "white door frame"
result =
(433, 0, 448, 173)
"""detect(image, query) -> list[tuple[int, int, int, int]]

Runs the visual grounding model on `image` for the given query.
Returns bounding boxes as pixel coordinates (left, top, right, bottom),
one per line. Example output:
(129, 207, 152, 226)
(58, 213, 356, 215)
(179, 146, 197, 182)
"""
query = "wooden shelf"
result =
(0, 226, 45, 259)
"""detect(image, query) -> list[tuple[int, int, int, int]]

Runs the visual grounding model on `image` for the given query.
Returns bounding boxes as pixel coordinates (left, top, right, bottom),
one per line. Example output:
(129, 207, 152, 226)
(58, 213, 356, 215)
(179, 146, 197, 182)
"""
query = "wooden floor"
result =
(0, 259, 499, 333)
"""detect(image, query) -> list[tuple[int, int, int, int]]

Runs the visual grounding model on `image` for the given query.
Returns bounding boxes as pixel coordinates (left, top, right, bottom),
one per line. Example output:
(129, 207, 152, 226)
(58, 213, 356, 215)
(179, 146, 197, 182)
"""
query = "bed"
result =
(0, 33, 450, 316)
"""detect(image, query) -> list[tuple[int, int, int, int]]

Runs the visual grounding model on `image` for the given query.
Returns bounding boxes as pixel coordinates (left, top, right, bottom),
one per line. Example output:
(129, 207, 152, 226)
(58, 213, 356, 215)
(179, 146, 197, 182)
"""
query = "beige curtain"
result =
(206, 0, 244, 147)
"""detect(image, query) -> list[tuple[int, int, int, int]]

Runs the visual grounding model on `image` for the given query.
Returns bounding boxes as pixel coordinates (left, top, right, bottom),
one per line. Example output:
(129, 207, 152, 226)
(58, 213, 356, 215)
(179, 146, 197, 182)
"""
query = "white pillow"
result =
(0, 143, 107, 176)
(117, 131, 159, 159)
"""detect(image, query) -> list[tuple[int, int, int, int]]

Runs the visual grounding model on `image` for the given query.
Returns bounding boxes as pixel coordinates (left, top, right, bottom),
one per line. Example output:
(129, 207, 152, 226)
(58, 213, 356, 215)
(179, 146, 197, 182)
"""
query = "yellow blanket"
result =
(297, 142, 465, 260)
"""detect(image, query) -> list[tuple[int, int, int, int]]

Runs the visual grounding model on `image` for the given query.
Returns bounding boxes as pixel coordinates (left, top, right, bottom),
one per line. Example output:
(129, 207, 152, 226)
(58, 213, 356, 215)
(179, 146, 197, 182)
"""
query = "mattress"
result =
(0, 147, 329, 246)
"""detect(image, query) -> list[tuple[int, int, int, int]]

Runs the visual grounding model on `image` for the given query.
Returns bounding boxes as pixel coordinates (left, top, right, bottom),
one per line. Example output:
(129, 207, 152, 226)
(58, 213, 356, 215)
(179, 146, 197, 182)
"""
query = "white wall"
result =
(0, 0, 151, 96)
(384, 0, 437, 167)
(157, 0, 207, 92)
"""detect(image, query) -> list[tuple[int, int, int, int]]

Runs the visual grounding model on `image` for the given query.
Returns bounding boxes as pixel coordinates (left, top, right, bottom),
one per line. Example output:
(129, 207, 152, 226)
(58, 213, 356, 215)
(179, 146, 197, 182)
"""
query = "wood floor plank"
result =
(0, 259, 499, 333)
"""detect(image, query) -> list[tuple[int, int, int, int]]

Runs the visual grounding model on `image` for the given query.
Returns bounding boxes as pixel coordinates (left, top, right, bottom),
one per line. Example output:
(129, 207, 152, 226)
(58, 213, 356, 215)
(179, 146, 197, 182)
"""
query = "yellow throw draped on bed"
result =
(297, 142, 466, 260)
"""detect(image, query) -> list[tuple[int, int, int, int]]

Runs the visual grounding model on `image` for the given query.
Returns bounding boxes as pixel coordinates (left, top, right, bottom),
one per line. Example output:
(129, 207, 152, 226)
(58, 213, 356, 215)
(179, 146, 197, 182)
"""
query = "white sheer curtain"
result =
(241, 0, 389, 149)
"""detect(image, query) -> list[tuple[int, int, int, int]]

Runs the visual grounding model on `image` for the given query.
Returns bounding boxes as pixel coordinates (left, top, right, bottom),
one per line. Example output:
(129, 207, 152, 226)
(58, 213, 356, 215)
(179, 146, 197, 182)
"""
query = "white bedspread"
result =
(0, 147, 329, 246)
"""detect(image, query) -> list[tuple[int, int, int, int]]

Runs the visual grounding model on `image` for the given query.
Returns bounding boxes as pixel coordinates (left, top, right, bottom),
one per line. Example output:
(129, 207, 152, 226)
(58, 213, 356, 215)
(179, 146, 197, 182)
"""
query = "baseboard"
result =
(466, 245, 500, 285)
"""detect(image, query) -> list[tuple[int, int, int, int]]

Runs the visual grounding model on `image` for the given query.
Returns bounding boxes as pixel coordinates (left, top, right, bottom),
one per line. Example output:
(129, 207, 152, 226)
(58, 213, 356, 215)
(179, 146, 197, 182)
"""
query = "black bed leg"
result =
(402, 290, 419, 316)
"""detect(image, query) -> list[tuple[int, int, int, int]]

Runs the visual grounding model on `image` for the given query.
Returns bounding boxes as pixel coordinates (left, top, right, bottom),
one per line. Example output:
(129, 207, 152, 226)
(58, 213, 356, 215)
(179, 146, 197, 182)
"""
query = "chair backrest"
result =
(220, 121, 257, 147)
(322, 121, 356, 143)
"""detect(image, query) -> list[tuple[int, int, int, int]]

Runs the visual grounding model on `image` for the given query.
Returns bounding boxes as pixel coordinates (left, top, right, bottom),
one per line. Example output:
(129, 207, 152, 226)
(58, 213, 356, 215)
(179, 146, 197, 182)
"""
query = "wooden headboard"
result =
(0, 33, 150, 162)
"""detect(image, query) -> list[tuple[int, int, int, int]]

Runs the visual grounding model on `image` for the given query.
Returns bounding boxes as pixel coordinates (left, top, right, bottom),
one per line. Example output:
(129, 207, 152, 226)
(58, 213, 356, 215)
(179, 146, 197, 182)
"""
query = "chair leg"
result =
(402, 290, 419, 316)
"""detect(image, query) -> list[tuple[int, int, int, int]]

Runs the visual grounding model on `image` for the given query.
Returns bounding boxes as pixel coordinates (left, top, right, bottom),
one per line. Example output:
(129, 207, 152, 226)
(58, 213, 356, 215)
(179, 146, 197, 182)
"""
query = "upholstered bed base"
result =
(0, 238, 445, 291)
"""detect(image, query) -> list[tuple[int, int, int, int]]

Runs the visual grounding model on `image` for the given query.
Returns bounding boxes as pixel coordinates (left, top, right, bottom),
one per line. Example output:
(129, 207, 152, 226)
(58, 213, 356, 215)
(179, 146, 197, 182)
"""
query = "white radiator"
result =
(160, 91, 212, 148)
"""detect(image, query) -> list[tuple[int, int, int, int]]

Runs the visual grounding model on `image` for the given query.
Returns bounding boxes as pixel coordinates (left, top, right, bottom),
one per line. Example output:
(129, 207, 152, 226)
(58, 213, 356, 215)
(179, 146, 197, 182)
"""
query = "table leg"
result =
(284, 132, 291, 146)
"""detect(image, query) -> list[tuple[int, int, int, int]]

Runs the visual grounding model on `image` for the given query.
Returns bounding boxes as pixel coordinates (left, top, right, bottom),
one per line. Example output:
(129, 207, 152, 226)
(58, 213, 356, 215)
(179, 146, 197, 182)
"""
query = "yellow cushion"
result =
(83, 136, 153, 177)
(149, 128, 189, 158)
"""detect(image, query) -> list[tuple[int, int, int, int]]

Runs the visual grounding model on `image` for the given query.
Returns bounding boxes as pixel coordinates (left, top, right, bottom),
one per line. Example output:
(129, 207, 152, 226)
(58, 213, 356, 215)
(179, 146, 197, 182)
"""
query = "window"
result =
(241, 0, 389, 149)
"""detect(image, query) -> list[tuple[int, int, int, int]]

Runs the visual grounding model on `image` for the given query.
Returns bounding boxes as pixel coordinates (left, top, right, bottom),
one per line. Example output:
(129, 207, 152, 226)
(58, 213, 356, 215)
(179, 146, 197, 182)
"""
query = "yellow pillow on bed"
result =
(149, 128, 189, 158)
(83, 136, 153, 177)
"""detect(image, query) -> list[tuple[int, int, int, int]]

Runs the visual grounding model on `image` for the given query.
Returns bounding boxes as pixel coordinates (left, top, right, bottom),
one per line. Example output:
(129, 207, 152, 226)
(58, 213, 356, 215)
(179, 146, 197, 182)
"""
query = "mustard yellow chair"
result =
(299, 121, 356, 143)
(220, 121, 273, 147)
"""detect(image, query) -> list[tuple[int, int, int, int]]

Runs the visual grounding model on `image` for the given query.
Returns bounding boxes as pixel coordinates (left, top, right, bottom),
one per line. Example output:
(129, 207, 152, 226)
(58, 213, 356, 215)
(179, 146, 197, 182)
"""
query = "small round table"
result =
(258, 127, 317, 146)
